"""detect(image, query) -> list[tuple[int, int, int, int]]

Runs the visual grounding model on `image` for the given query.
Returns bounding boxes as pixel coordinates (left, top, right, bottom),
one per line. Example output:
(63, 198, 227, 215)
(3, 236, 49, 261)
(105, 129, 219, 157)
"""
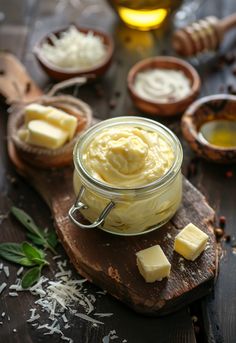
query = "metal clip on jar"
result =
(69, 117, 183, 236)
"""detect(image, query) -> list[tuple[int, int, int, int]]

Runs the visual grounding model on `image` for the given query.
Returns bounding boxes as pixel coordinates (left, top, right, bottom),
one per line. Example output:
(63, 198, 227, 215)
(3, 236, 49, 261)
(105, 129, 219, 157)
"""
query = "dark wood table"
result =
(1, 0, 236, 342)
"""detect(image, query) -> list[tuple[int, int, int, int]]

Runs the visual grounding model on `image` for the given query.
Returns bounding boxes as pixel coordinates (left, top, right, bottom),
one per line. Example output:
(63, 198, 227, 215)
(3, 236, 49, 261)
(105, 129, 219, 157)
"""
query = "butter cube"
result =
(26, 120, 69, 149)
(174, 223, 208, 261)
(136, 245, 171, 283)
(25, 103, 77, 139)
(47, 108, 77, 140)
(25, 103, 52, 122)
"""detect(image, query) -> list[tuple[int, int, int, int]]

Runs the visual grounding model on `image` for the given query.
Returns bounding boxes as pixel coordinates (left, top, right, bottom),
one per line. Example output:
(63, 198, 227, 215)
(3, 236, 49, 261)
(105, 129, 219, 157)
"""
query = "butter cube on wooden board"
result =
(174, 223, 209, 261)
(25, 103, 77, 139)
(136, 245, 171, 283)
(26, 120, 69, 149)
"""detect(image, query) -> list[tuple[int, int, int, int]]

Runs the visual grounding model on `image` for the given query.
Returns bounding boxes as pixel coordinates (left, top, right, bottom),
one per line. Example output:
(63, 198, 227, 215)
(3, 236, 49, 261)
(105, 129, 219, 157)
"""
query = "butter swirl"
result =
(134, 69, 191, 103)
(82, 126, 174, 187)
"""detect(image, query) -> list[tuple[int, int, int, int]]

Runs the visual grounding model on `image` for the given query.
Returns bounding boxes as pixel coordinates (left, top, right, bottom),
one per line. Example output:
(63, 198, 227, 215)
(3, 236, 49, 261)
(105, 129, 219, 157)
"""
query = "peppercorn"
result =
(25, 82, 31, 94)
(109, 99, 117, 109)
(187, 158, 198, 178)
(214, 228, 224, 239)
(219, 216, 226, 229)
(115, 90, 121, 98)
(232, 66, 236, 76)
(227, 84, 234, 93)
(224, 52, 235, 64)
(225, 170, 233, 178)
(95, 85, 105, 98)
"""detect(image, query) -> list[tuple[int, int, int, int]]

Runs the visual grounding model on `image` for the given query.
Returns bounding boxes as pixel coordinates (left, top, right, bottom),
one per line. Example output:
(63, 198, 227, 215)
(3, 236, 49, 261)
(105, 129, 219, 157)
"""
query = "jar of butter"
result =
(69, 117, 183, 236)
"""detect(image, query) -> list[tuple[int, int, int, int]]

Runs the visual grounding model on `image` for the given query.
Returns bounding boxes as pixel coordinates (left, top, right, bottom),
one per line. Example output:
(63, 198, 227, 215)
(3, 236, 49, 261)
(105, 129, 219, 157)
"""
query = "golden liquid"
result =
(199, 120, 236, 148)
(108, 0, 182, 30)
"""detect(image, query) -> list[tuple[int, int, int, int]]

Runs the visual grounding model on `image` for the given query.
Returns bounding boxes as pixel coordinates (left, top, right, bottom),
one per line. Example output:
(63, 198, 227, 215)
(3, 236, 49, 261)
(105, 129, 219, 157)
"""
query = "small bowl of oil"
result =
(181, 94, 236, 163)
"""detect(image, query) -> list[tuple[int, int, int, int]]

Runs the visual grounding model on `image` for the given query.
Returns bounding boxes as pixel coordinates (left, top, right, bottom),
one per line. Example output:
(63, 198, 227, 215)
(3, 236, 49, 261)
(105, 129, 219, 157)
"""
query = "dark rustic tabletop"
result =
(1, 0, 236, 342)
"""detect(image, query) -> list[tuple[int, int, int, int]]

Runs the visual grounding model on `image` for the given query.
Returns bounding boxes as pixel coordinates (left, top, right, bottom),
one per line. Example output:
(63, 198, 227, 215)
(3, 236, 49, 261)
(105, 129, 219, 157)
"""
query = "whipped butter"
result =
(82, 126, 174, 188)
(72, 117, 183, 235)
(134, 68, 191, 103)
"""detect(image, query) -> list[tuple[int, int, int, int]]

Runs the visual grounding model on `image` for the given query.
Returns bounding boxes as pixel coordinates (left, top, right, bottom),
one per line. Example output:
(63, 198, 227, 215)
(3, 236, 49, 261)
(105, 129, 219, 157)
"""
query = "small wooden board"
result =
(8, 142, 217, 316)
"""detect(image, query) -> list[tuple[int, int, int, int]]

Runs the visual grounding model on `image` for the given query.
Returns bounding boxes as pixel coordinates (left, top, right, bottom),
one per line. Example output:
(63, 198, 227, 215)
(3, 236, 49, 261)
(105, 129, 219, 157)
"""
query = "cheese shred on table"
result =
(0, 259, 128, 343)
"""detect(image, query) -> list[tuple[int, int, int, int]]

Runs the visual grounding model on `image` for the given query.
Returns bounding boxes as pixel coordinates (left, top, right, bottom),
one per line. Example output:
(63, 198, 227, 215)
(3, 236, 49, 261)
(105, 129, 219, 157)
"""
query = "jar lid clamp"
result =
(69, 185, 115, 229)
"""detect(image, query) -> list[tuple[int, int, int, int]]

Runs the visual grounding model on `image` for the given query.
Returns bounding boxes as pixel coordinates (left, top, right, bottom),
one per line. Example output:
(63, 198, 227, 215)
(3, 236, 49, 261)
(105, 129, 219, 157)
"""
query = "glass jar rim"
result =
(73, 116, 183, 195)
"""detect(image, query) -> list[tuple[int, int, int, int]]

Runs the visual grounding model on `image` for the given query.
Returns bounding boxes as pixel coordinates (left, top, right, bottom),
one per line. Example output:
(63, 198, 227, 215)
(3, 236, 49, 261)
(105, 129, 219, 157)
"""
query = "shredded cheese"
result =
(3, 266, 9, 277)
(0, 283, 7, 294)
(94, 313, 113, 317)
(17, 267, 24, 276)
(40, 26, 107, 70)
(0, 257, 128, 343)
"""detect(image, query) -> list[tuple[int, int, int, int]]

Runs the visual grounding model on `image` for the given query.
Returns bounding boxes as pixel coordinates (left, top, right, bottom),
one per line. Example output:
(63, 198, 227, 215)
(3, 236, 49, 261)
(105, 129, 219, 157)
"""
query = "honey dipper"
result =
(172, 13, 236, 57)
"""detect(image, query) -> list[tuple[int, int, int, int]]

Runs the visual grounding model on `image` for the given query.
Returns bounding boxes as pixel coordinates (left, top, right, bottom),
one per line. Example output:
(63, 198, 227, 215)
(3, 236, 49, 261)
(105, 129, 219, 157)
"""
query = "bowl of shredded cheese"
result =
(34, 25, 114, 81)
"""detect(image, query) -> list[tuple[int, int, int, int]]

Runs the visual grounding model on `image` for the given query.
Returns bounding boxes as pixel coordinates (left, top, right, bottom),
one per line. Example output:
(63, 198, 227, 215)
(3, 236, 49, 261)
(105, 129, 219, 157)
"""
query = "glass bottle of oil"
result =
(107, 0, 183, 30)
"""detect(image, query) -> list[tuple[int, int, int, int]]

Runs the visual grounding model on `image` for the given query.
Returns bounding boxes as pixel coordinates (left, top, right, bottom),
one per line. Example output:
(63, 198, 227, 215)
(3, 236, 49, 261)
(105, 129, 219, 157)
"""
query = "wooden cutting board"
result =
(8, 142, 217, 316)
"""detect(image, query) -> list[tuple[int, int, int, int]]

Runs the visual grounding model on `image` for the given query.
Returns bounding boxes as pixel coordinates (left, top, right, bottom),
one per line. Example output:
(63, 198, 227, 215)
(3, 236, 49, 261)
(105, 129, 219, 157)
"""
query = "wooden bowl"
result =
(181, 94, 236, 163)
(127, 56, 201, 116)
(8, 95, 93, 168)
(34, 26, 114, 81)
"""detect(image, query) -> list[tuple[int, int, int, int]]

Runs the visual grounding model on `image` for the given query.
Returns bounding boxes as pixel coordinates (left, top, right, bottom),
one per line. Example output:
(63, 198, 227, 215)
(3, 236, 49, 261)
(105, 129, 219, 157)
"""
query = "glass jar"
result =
(106, 0, 183, 31)
(69, 117, 183, 236)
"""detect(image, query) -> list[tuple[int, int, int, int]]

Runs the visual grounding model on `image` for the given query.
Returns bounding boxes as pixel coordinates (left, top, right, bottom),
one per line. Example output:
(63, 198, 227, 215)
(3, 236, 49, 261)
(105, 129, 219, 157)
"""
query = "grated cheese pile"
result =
(40, 26, 107, 70)
(0, 259, 128, 343)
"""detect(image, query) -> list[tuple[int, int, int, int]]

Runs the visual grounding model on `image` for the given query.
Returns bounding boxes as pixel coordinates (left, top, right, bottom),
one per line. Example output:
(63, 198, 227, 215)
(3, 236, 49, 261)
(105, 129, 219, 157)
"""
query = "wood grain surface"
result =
(1, 0, 236, 342)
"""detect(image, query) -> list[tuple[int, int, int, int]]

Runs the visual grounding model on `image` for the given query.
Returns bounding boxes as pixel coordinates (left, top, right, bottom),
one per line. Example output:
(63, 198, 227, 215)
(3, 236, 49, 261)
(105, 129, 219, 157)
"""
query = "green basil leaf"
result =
(11, 207, 43, 235)
(19, 257, 36, 267)
(11, 207, 58, 254)
(31, 258, 47, 265)
(26, 233, 45, 246)
(22, 242, 45, 261)
(0, 243, 35, 266)
(21, 266, 41, 289)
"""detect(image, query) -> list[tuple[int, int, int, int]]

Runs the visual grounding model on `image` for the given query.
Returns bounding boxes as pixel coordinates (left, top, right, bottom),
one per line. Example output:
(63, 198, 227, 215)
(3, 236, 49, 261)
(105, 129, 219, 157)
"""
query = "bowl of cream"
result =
(69, 116, 183, 236)
(128, 56, 201, 116)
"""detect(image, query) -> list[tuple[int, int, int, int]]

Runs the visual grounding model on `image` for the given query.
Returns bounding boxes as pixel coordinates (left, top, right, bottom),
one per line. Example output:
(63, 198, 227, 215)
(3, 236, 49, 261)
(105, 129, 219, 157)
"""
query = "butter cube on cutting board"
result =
(174, 223, 209, 261)
(25, 103, 77, 139)
(136, 245, 171, 283)
(26, 120, 69, 149)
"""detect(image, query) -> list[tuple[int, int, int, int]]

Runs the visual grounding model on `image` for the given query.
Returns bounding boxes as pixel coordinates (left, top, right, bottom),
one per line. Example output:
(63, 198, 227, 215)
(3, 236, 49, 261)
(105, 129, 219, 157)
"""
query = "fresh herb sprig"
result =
(11, 206, 57, 254)
(0, 207, 58, 288)
(0, 241, 49, 288)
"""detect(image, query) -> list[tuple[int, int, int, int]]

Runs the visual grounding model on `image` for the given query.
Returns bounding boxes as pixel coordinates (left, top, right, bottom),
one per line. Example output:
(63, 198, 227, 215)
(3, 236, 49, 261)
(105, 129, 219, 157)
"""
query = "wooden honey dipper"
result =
(172, 13, 236, 57)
